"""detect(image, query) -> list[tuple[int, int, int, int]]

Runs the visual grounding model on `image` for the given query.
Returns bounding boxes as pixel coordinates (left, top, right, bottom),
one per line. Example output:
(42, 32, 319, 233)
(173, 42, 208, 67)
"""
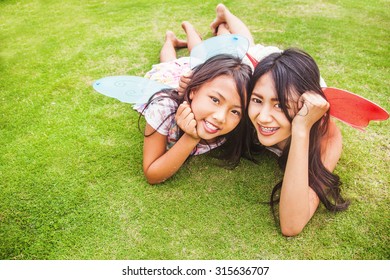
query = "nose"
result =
(212, 108, 227, 124)
(258, 105, 273, 123)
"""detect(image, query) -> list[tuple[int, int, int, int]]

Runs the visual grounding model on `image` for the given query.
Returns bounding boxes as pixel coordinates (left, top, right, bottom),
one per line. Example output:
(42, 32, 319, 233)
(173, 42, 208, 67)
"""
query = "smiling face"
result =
(248, 72, 295, 150)
(189, 75, 243, 142)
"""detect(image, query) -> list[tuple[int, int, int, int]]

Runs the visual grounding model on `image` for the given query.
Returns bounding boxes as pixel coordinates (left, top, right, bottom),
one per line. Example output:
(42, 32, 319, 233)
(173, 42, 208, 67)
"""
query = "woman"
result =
(247, 49, 349, 236)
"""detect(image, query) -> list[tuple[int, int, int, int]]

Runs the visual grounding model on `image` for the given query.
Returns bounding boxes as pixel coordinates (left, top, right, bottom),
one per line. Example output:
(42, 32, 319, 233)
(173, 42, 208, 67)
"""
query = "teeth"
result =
(261, 126, 278, 132)
(205, 121, 219, 130)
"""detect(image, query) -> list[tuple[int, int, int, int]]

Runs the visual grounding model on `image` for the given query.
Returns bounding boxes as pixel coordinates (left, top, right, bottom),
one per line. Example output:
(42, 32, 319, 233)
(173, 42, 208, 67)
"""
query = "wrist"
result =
(182, 133, 201, 144)
(291, 123, 310, 138)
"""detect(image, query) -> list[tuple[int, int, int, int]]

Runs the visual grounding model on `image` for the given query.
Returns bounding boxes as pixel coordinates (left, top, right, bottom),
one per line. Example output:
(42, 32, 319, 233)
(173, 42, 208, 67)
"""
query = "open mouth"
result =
(203, 120, 220, 134)
(259, 125, 279, 135)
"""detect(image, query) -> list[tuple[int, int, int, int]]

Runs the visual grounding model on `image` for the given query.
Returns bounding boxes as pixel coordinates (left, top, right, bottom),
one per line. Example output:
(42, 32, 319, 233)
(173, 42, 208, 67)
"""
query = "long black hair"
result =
(246, 48, 349, 219)
(140, 54, 252, 166)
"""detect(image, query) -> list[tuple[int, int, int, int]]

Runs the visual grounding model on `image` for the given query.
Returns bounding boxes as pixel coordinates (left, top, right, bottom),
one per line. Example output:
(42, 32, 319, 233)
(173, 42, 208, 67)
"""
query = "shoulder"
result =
(321, 120, 342, 171)
(143, 92, 179, 135)
(325, 120, 342, 146)
(146, 92, 179, 114)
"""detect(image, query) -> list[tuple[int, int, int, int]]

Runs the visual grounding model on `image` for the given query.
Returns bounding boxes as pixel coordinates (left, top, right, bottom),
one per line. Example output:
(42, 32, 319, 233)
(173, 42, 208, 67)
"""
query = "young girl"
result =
(247, 48, 349, 236)
(139, 24, 252, 185)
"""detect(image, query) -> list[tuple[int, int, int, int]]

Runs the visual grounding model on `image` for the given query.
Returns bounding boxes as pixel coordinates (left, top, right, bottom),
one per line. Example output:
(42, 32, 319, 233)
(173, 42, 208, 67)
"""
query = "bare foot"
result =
(181, 21, 193, 34)
(181, 21, 203, 51)
(181, 21, 202, 39)
(165, 31, 187, 48)
(210, 3, 229, 35)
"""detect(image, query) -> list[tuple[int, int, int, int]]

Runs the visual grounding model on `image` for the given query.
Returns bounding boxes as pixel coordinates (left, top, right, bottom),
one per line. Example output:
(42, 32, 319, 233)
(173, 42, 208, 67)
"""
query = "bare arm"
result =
(143, 102, 200, 184)
(279, 92, 342, 236)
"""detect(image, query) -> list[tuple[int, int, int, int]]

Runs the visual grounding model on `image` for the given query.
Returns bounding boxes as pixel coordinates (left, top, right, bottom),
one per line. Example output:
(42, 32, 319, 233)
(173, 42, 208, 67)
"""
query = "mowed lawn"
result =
(0, 0, 389, 259)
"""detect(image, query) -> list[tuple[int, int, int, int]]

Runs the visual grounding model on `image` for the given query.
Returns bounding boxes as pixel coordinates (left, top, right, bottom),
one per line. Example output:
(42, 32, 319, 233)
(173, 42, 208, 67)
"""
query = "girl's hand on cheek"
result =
(175, 101, 199, 139)
(293, 91, 329, 130)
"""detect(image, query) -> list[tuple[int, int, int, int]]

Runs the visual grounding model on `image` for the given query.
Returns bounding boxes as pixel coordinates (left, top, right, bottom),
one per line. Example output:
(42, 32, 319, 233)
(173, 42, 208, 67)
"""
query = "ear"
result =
(189, 90, 195, 100)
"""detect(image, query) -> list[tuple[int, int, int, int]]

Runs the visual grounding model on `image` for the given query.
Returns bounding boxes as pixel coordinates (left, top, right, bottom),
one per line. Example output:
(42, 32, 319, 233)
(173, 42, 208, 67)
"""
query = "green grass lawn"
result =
(1, 0, 389, 260)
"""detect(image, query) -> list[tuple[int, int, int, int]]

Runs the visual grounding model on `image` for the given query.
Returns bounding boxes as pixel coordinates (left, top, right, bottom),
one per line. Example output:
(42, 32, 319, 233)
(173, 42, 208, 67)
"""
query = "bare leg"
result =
(216, 23, 231, 36)
(181, 21, 202, 52)
(210, 3, 254, 46)
(160, 31, 187, 63)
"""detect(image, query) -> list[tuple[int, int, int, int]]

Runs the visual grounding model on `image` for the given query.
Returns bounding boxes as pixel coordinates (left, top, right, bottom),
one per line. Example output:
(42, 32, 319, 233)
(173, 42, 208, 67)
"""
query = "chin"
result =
(197, 129, 218, 141)
(257, 137, 276, 147)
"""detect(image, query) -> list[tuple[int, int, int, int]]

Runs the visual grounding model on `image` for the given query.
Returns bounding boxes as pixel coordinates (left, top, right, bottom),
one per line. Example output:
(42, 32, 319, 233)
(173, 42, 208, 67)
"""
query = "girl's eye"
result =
(231, 110, 241, 117)
(210, 96, 219, 103)
(275, 103, 282, 109)
(251, 97, 262, 104)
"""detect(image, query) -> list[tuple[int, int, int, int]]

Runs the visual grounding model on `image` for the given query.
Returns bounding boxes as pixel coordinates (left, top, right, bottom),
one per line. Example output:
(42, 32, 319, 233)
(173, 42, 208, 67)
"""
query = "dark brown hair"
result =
(246, 48, 349, 219)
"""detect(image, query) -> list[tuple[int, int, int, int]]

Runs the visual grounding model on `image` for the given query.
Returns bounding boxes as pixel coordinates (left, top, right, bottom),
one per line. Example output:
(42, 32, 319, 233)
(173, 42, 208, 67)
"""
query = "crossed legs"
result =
(210, 3, 255, 46)
(160, 3, 254, 63)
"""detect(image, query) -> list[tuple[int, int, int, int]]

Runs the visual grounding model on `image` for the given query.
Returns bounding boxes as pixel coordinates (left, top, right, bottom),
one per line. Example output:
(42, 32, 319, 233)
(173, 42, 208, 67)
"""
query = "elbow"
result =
(143, 162, 175, 184)
(279, 208, 314, 237)
(145, 178, 160, 185)
(143, 166, 159, 185)
(144, 174, 164, 185)
(143, 169, 167, 185)
(280, 220, 307, 237)
(280, 225, 304, 237)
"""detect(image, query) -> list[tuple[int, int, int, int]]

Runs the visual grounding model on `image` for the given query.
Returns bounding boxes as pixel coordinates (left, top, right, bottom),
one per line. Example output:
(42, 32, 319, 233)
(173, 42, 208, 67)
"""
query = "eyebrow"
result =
(213, 90, 242, 109)
(252, 91, 279, 102)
